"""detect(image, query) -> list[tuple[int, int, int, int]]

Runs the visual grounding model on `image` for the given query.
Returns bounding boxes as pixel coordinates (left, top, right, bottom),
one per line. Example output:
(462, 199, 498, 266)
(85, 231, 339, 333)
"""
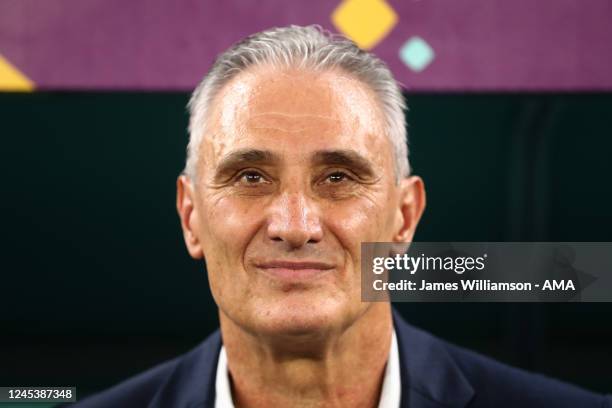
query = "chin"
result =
(251, 291, 351, 336)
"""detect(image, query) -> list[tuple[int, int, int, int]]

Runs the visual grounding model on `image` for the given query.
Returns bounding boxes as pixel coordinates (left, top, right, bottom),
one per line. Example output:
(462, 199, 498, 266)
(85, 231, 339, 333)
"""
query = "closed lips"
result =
(257, 261, 334, 270)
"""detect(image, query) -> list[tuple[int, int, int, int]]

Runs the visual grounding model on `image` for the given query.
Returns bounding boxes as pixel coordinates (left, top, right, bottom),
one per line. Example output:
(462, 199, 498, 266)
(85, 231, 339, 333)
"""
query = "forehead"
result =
(202, 65, 391, 170)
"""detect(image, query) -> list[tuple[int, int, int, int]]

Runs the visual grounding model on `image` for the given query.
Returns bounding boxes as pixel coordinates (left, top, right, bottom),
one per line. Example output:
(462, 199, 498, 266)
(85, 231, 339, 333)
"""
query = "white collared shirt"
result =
(215, 330, 401, 408)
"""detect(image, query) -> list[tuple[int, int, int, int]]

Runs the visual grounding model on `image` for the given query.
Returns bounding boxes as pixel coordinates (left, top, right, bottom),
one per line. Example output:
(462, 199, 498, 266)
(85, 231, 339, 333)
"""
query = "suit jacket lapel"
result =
(393, 309, 475, 408)
(148, 330, 221, 408)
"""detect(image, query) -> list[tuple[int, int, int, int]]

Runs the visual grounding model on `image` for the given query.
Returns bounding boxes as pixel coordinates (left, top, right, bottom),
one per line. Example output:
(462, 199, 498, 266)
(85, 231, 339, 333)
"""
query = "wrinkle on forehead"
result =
(247, 112, 339, 134)
(200, 66, 391, 178)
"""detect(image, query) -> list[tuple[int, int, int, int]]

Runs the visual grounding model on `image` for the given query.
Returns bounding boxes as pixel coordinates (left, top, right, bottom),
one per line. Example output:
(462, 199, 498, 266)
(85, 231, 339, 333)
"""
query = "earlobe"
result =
(176, 175, 204, 259)
(393, 176, 426, 243)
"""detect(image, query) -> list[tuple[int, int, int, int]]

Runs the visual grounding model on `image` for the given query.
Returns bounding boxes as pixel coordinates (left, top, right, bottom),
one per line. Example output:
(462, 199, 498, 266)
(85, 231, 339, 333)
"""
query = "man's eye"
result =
(325, 171, 351, 183)
(237, 171, 266, 184)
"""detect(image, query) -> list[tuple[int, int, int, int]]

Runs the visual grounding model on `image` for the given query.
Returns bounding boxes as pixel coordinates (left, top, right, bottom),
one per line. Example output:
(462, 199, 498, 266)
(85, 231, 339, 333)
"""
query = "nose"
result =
(266, 190, 323, 249)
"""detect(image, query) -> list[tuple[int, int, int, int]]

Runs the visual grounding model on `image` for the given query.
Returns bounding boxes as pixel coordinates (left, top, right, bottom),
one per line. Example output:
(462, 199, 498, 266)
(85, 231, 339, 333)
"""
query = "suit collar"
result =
(150, 310, 474, 408)
(149, 330, 222, 408)
(393, 308, 475, 408)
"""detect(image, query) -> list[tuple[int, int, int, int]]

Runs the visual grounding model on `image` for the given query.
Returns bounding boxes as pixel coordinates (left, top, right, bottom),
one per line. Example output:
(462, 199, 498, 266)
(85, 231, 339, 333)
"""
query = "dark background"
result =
(1, 92, 611, 400)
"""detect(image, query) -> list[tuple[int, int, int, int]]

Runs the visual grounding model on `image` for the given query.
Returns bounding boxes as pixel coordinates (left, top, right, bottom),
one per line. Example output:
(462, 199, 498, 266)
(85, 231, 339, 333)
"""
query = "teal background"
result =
(0, 92, 610, 402)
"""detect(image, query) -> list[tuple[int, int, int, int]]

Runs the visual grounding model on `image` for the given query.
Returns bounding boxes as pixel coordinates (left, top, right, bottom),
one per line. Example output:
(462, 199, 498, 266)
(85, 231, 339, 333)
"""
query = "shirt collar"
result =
(378, 329, 401, 408)
(214, 330, 401, 408)
(214, 342, 233, 408)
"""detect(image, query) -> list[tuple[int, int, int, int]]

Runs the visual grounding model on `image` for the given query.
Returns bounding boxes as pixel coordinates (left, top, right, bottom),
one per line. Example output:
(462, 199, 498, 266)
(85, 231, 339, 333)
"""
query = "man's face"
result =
(178, 66, 423, 336)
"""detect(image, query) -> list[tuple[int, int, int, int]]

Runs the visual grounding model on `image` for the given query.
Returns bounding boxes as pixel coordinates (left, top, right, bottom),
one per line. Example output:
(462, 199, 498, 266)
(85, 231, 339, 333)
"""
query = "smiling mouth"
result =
(254, 260, 335, 282)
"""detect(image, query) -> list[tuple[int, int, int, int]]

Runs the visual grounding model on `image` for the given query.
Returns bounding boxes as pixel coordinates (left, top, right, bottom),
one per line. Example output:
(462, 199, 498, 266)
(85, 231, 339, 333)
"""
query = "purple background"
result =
(1, 0, 611, 91)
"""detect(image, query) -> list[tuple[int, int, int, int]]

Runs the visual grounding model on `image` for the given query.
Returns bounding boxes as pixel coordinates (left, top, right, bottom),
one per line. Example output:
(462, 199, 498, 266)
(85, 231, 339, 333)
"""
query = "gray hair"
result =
(185, 25, 410, 182)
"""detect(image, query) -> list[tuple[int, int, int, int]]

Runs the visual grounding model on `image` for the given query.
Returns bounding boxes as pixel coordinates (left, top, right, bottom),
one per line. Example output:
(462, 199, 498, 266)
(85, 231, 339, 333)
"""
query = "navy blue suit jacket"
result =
(73, 310, 610, 407)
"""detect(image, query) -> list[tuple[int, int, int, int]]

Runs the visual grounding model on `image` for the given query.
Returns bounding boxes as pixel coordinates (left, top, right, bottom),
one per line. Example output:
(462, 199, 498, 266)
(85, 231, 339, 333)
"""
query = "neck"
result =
(219, 303, 393, 408)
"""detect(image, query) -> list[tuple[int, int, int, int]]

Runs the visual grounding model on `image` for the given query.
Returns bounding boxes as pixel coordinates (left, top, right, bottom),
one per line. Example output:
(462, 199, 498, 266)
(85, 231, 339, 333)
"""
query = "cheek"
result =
(200, 195, 263, 268)
(197, 195, 265, 306)
(323, 193, 393, 261)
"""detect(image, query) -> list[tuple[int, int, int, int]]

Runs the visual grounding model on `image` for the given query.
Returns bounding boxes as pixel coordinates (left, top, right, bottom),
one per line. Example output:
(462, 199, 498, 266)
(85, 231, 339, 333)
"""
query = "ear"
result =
(176, 175, 204, 259)
(393, 176, 426, 243)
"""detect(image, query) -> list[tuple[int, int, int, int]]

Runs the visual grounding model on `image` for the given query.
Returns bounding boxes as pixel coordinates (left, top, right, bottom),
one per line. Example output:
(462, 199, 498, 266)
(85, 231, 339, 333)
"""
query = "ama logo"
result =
(542, 280, 576, 291)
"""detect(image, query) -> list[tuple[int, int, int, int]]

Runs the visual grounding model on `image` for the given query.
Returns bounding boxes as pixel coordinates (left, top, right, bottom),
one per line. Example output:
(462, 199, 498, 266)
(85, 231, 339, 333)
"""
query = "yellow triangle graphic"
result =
(0, 53, 34, 91)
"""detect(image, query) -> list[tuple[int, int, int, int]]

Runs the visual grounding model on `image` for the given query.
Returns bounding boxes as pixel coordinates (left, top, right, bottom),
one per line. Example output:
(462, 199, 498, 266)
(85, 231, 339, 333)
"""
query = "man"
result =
(74, 25, 610, 407)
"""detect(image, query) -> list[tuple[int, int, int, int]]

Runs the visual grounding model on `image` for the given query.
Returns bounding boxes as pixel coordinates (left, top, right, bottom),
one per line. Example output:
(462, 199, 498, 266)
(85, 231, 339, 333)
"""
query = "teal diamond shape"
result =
(399, 36, 435, 73)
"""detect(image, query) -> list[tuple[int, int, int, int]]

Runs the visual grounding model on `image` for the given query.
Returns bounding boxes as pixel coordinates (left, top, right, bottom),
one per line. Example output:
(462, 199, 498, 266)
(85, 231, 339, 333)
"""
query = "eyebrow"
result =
(311, 149, 376, 177)
(214, 148, 281, 180)
(212, 148, 377, 180)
